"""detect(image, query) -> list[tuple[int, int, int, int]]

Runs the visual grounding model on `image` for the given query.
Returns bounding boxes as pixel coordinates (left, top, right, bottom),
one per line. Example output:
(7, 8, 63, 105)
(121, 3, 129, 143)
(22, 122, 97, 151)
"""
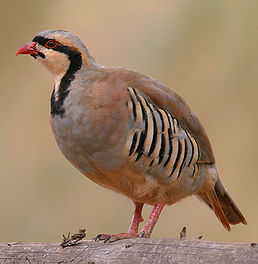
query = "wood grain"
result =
(0, 238, 257, 264)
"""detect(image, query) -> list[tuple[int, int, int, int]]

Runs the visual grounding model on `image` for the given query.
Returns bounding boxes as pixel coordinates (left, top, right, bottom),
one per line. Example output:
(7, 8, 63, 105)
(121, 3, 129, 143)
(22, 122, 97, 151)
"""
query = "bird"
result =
(16, 30, 247, 242)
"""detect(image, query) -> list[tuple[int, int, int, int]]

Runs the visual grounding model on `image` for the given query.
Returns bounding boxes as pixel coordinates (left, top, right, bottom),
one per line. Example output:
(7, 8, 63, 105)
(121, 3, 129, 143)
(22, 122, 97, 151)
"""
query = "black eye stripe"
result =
(32, 36, 50, 46)
(32, 36, 78, 57)
(33, 36, 61, 47)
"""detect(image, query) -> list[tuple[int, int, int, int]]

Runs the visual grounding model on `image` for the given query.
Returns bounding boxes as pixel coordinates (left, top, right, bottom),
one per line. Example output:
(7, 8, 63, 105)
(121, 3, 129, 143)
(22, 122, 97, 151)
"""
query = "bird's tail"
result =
(196, 177, 247, 231)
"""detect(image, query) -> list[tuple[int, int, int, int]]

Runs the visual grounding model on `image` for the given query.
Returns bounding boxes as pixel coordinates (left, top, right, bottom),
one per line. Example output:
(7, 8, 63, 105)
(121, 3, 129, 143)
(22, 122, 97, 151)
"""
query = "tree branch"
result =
(0, 238, 257, 264)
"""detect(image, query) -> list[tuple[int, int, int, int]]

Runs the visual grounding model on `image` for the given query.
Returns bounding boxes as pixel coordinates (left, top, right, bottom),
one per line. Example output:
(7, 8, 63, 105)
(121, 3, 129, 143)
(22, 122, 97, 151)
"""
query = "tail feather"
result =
(196, 178, 247, 230)
(214, 178, 247, 225)
(204, 190, 231, 231)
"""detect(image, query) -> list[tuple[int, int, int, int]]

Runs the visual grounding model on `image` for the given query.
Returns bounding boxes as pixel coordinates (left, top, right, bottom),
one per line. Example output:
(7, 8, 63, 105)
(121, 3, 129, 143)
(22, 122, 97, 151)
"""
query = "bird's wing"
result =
(134, 79, 215, 164)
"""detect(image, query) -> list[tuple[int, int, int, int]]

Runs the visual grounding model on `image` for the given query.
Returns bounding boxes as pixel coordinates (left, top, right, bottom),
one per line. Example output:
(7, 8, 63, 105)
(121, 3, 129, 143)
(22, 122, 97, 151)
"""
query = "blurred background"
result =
(0, 0, 257, 243)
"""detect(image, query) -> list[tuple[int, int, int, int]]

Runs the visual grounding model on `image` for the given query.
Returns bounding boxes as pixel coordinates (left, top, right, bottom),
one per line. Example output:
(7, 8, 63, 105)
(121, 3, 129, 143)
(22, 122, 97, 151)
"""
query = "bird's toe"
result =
(95, 232, 139, 243)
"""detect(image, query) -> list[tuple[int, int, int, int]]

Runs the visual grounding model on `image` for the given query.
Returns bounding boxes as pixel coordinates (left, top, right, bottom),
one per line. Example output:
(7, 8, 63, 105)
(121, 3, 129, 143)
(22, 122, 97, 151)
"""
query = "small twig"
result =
(60, 229, 86, 248)
(179, 226, 186, 239)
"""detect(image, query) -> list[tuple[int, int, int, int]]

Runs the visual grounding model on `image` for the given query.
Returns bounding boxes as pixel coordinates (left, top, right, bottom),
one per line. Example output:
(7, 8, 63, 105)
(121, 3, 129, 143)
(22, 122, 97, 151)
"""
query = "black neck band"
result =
(33, 36, 82, 117)
(50, 50, 82, 117)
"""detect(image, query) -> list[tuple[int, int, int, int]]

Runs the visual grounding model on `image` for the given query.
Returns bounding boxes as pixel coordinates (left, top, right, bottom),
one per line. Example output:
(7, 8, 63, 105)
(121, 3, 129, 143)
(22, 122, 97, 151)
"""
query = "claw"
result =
(94, 234, 102, 241)
(94, 232, 139, 243)
(139, 232, 145, 238)
(94, 233, 111, 241)
(139, 232, 150, 238)
(104, 235, 112, 243)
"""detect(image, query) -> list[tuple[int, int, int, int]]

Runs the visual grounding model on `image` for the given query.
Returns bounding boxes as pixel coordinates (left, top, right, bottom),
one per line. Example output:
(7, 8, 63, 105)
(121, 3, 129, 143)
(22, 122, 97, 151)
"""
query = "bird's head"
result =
(16, 30, 95, 79)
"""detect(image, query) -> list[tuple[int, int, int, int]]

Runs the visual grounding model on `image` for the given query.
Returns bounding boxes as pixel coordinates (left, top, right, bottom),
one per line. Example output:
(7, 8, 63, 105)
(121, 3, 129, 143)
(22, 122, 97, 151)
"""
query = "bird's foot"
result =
(94, 232, 139, 243)
(139, 231, 151, 238)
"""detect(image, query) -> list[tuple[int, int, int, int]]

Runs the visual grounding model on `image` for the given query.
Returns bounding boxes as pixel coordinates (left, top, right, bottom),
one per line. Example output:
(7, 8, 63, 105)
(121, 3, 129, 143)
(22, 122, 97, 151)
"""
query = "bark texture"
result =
(0, 238, 257, 264)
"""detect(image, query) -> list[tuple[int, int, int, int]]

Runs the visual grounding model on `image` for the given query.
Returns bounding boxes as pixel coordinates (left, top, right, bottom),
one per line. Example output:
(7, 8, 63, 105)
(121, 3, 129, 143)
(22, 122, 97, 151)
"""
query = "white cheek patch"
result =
(38, 49, 70, 77)
(35, 45, 71, 101)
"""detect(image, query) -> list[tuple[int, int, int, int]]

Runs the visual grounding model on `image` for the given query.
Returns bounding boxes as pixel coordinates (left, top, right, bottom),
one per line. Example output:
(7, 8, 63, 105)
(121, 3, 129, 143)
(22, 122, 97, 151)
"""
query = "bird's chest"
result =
(50, 93, 96, 150)
(50, 89, 129, 174)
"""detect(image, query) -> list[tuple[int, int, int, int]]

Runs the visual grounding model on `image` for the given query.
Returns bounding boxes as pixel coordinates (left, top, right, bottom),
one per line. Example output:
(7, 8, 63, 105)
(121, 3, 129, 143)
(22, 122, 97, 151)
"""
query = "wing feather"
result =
(134, 80, 215, 164)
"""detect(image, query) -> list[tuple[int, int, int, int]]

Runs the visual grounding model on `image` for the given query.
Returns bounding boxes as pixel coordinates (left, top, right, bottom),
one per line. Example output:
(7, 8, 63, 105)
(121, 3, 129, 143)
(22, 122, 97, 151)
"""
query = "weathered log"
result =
(0, 238, 257, 264)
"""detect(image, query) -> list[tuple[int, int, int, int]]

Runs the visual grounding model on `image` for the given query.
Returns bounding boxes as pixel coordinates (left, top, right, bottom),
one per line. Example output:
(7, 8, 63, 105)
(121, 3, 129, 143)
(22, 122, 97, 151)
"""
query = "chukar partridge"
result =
(16, 30, 247, 242)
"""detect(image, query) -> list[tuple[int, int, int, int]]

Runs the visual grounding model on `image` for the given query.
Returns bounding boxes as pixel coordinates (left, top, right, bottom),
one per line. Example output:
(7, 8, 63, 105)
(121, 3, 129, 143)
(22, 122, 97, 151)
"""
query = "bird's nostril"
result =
(28, 42, 37, 48)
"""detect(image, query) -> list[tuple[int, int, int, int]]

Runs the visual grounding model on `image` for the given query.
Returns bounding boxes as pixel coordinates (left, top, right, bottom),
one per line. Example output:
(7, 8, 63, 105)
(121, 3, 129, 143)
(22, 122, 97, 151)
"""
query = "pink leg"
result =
(95, 202, 144, 242)
(128, 202, 144, 234)
(140, 203, 165, 238)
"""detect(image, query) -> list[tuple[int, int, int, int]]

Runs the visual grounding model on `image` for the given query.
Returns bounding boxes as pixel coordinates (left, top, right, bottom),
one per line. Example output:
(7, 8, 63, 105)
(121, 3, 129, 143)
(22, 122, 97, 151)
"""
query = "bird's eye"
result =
(45, 40, 59, 49)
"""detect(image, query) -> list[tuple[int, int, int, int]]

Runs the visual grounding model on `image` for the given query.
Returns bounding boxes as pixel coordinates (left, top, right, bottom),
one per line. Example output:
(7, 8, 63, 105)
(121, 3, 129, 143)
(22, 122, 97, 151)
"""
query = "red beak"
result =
(16, 42, 41, 57)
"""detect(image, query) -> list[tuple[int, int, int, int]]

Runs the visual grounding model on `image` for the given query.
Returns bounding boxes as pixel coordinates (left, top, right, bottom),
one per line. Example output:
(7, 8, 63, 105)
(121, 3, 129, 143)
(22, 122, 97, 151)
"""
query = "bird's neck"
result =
(50, 52, 83, 118)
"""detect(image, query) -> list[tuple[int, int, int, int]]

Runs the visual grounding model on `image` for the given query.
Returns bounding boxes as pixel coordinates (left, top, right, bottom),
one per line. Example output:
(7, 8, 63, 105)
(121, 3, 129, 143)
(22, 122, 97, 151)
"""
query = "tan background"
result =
(0, 0, 257, 243)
